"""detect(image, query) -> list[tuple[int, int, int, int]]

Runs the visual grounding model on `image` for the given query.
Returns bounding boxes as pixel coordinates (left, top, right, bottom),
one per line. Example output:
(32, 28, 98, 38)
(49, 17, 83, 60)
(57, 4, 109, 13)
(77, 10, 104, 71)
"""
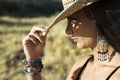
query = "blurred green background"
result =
(0, 0, 91, 80)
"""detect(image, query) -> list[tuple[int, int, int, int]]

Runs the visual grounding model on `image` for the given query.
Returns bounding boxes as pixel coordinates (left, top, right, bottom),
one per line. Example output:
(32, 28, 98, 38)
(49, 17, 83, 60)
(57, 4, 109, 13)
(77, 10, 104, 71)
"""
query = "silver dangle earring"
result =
(97, 36, 109, 61)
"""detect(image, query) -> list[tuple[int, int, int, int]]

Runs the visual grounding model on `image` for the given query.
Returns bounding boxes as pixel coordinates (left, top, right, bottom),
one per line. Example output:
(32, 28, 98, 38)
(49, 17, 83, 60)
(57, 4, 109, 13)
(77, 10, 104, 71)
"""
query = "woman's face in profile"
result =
(66, 9, 97, 49)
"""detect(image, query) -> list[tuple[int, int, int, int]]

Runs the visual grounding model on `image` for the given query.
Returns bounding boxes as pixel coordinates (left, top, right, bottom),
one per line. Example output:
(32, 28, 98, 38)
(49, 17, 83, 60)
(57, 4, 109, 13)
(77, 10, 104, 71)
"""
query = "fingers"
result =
(29, 34, 41, 44)
(31, 26, 48, 37)
(29, 32, 43, 43)
(23, 26, 48, 45)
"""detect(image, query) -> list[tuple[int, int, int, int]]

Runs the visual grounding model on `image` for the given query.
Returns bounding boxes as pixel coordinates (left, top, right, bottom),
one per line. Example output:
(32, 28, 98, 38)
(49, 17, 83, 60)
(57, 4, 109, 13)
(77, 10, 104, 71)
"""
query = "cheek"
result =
(84, 37, 97, 49)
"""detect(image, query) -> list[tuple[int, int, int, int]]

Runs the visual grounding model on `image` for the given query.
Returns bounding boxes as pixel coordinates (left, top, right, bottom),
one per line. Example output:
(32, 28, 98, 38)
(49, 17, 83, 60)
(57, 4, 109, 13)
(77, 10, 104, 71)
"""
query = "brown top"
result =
(69, 55, 120, 80)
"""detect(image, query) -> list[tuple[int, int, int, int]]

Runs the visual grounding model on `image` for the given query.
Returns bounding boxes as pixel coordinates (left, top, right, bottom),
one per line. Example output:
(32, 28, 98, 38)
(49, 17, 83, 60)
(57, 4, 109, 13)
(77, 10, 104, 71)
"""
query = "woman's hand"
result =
(22, 26, 48, 61)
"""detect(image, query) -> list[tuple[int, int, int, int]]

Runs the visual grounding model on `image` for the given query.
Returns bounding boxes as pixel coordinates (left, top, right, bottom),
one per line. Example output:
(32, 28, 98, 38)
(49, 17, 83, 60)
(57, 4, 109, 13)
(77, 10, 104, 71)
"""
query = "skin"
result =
(66, 10, 120, 80)
(66, 10, 97, 50)
(22, 9, 120, 80)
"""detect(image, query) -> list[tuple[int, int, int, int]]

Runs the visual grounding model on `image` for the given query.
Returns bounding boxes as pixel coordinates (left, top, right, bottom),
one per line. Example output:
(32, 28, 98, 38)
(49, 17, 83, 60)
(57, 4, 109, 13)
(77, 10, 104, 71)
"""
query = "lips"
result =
(71, 37, 78, 43)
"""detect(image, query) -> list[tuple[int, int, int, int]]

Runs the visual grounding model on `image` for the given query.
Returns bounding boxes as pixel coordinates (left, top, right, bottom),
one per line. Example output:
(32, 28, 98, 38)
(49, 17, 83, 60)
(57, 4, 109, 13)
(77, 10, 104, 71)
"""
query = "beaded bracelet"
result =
(23, 59, 43, 76)
(23, 59, 43, 68)
(23, 66, 41, 76)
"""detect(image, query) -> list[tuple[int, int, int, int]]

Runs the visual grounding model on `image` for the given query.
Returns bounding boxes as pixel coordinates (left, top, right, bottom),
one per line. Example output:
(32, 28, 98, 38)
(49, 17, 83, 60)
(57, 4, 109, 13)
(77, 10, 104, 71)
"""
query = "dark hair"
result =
(84, 0, 120, 52)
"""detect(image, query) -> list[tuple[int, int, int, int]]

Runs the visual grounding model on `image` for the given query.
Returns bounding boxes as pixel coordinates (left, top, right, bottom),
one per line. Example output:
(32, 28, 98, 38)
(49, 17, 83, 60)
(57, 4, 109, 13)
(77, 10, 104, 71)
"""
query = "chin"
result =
(77, 43, 85, 49)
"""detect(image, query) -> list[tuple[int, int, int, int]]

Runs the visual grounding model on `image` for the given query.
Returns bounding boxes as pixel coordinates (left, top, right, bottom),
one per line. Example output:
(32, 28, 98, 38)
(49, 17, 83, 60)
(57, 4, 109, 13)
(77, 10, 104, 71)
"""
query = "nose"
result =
(65, 21, 73, 35)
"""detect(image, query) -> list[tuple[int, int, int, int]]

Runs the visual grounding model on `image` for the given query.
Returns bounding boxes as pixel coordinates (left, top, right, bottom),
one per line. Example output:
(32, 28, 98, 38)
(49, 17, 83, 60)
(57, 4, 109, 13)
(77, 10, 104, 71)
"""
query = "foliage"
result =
(0, 16, 91, 80)
(0, 0, 91, 80)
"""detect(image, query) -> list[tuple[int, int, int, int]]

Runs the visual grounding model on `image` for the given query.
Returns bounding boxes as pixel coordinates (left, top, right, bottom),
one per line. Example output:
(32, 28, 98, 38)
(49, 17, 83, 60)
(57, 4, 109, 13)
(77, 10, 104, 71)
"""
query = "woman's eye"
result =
(78, 22, 82, 25)
(71, 19, 77, 23)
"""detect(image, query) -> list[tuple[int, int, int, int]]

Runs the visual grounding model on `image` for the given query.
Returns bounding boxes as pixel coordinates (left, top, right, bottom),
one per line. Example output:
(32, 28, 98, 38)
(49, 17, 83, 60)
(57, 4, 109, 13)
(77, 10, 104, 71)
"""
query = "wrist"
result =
(27, 73, 41, 80)
(26, 56, 41, 61)
(25, 51, 44, 61)
(23, 58, 43, 77)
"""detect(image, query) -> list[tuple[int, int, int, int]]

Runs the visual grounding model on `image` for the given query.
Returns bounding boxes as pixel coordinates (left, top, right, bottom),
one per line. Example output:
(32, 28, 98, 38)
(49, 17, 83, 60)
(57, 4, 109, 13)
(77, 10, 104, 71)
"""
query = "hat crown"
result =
(48, 0, 99, 28)
(62, 0, 98, 8)
(62, 0, 78, 8)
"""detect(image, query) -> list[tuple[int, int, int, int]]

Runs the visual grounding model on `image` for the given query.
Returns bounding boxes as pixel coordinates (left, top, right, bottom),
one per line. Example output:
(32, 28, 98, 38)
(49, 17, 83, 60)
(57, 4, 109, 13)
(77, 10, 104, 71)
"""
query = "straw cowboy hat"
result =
(48, 0, 99, 29)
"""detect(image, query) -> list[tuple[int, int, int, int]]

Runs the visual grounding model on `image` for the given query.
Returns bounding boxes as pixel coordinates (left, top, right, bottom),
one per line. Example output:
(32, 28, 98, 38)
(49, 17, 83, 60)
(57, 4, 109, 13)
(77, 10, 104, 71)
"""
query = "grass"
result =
(0, 15, 91, 80)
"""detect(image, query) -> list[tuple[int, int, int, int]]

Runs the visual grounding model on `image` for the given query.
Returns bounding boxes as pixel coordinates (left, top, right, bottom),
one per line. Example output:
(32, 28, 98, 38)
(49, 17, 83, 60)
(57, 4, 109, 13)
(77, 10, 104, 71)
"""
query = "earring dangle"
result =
(97, 37, 109, 61)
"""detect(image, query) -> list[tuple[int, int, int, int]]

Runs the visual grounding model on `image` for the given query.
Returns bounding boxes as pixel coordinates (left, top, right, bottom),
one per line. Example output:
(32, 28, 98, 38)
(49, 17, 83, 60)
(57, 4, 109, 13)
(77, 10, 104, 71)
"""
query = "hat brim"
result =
(48, 0, 98, 29)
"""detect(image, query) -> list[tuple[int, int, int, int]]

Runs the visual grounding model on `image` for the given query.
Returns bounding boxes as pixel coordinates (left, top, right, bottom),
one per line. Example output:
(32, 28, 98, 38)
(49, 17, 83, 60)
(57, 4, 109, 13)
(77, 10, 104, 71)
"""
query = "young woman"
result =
(22, 0, 120, 80)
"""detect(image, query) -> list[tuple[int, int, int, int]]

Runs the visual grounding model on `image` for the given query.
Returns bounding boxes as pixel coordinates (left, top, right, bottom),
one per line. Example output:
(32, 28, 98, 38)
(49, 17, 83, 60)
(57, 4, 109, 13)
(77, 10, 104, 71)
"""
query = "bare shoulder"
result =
(66, 55, 92, 80)
(110, 67, 120, 80)
(111, 54, 120, 80)
(113, 68, 120, 80)
(73, 55, 92, 69)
